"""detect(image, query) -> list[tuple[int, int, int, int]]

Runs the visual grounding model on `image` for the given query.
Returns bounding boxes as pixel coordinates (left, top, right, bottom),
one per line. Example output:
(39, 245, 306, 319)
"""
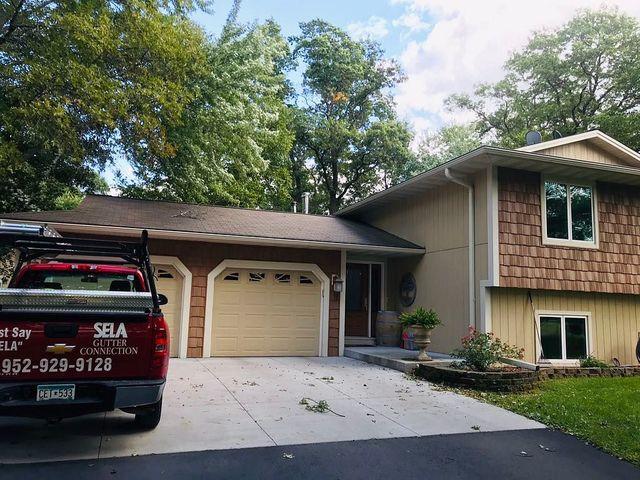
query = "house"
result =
(5, 130, 640, 366)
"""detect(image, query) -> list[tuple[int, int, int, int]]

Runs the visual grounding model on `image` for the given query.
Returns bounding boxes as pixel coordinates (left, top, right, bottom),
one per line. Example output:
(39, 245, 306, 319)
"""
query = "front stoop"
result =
(344, 346, 453, 373)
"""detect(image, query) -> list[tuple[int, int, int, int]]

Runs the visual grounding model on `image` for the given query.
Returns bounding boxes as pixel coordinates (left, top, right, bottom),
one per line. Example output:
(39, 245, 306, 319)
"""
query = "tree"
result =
(290, 20, 415, 214)
(0, 0, 212, 213)
(417, 124, 483, 171)
(448, 8, 640, 150)
(120, 15, 294, 210)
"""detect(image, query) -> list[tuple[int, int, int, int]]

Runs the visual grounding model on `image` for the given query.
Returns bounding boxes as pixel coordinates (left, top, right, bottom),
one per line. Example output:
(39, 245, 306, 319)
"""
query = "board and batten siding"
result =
(355, 170, 490, 354)
(491, 287, 640, 365)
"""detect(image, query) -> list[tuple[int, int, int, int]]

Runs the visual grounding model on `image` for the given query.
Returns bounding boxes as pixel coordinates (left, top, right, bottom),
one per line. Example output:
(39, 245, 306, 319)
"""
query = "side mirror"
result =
(157, 293, 168, 306)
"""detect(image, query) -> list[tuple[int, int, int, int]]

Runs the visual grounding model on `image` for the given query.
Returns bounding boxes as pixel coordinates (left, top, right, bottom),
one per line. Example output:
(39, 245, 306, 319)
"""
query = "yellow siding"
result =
(537, 142, 630, 166)
(359, 170, 489, 354)
(491, 287, 640, 365)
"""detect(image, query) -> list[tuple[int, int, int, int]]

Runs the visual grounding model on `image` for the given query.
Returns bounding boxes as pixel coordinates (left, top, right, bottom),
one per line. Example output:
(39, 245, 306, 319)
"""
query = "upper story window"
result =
(543, 180, 596, 247)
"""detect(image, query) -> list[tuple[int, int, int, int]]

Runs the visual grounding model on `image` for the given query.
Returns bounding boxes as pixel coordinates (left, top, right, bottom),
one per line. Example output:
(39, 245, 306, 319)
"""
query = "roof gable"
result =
(517, 130, 640, 167)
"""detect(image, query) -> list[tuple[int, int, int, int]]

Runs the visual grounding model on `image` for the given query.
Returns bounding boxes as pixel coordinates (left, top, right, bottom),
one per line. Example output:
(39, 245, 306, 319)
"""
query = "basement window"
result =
(538, 314, 589, 362)
(542, 180, 596, 247)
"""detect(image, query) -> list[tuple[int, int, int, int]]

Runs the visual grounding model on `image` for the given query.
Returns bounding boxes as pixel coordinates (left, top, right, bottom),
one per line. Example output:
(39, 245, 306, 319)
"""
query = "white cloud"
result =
(392, 0, 640, 135)
(347, 16, 389, 40)
(392, 12, 430, 34)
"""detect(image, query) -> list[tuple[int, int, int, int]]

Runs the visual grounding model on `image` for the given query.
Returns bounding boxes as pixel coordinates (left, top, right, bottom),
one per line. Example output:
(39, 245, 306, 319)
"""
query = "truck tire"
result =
(134, 397, 163, 429)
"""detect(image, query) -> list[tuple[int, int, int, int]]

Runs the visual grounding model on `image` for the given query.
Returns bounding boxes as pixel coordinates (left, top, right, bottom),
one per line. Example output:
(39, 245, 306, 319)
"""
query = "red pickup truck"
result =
(0, 227, 169, 428)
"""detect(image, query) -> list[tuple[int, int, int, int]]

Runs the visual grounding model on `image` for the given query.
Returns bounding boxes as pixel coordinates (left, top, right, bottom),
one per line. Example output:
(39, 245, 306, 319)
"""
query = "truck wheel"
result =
(134, 397, 163, 429)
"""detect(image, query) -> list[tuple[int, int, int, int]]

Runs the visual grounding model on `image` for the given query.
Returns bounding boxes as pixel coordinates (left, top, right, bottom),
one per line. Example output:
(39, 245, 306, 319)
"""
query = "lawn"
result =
(480, 377, 640, 465)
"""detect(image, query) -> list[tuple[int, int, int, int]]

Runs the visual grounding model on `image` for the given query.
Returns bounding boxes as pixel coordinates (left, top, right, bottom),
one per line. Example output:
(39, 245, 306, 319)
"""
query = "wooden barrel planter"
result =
(376, 311, 402, 347)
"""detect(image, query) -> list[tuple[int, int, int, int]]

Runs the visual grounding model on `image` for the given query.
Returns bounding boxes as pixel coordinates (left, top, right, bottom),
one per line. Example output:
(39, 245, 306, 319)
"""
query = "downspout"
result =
(444, 168, 476, 329)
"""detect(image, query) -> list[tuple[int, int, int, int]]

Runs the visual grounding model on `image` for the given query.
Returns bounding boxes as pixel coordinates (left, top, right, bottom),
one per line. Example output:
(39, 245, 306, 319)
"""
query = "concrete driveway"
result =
(0, 357, 543, 464)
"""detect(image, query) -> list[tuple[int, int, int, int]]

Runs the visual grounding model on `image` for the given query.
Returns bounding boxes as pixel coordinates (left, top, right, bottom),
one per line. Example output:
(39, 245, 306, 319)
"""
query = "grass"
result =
(478, 377, 640, 465)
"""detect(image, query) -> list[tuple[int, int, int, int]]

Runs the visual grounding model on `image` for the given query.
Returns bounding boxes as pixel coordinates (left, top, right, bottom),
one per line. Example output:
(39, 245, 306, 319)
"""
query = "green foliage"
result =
(416, 124, 484, 171)
(290, 20, 415, 213)
(448, 8, 640, 150)
(53, 191, 85, 211)
(481, 377, 640, 465)
(452, 327, 524, 372)
(579, 356, 611, 369)
(398, 307, 441, 330)
(121, 16, 294, 209)
(0, 0, 211, 213)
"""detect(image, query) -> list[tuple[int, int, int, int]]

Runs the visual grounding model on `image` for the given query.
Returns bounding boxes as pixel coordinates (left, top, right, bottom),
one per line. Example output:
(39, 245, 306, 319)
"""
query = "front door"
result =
(345, 263, 369, 337)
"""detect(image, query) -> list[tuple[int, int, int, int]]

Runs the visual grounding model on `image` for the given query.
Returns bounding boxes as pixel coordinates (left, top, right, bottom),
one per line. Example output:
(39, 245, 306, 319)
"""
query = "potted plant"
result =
(399, 307, 441, 361)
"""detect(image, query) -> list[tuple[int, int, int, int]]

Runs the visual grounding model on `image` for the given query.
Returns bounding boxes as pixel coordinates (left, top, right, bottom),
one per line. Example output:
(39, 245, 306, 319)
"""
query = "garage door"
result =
(155, 265, 183, 357)
(212, 268, 321, 356)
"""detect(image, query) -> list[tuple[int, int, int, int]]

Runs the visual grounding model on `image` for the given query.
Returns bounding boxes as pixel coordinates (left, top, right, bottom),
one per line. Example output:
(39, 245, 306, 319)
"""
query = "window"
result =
(539, 314, 588, 361)
(299, 275, 314, 285)
(156, 269, 174, 279)
(223, 272, 239, 281)
(543, 180, 595, 246)
(249, 272, 266, 282)
(18, 271, 141, 292)
(275, 273, 290, 284)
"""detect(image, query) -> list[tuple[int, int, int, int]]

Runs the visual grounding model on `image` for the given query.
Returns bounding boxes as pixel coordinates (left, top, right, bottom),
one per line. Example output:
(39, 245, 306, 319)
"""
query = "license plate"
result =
(36, 384, 75, 402)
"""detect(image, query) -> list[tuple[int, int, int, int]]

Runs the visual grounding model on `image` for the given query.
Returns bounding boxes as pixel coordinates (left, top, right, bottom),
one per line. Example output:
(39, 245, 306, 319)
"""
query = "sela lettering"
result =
(0, 340, 21, 351)
(93, 322, 128, 339)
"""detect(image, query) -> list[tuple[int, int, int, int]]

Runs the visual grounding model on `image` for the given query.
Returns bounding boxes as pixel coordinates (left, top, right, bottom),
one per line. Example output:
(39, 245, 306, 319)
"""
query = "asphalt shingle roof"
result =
(3, 195, 422, 251)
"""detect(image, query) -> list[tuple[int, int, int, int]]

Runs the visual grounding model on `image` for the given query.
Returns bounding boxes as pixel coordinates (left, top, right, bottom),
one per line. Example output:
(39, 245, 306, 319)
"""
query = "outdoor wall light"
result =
(331, 275, 344, 293)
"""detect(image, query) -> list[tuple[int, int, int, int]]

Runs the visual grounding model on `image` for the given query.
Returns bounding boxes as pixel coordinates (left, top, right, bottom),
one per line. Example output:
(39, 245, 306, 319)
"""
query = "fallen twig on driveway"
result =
(299, 398, 345, 417)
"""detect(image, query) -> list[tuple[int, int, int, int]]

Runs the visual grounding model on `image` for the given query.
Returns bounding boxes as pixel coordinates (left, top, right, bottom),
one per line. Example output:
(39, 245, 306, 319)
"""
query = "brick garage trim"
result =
(203, 259, 331, 358)
(498, 167, 640, 294)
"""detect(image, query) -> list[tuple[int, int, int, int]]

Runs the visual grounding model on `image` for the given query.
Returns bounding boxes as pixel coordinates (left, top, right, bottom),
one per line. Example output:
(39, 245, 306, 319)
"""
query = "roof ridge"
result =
(84, 194, 336, 219)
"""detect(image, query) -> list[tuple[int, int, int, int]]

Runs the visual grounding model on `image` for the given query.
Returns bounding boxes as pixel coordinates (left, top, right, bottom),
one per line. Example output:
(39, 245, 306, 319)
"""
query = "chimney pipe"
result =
(303, 193, 310, 214)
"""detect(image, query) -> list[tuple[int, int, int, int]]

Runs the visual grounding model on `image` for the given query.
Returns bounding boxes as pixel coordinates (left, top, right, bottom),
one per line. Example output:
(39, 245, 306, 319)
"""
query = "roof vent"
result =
(525, 131, 543, 146)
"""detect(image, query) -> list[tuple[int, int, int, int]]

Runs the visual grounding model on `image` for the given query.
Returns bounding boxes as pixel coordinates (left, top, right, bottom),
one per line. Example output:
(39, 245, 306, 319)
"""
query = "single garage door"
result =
(212, 268, 321, 356)
(155, 265, 183, 357)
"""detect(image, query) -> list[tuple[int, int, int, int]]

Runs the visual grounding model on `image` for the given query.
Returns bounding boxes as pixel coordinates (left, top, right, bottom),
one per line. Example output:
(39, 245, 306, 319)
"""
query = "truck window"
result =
(17, 271, 142, 292)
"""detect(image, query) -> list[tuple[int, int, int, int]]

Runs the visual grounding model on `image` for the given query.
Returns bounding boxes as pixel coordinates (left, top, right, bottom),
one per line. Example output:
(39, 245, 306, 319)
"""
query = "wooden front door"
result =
(345, 263, 369, 337)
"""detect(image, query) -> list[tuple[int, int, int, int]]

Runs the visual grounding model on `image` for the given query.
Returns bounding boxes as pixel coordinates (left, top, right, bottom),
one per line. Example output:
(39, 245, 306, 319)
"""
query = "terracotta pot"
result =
(409, 325, 433, 361)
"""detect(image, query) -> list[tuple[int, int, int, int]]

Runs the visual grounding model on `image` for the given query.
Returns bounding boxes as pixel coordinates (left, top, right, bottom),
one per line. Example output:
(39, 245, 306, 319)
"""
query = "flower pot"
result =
(409, 325, 433, 361)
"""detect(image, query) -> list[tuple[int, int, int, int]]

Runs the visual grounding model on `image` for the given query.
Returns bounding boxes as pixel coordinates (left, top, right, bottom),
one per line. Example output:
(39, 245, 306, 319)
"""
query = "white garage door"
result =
(212, 268, 321, 356)
(155, 265, 183, 357)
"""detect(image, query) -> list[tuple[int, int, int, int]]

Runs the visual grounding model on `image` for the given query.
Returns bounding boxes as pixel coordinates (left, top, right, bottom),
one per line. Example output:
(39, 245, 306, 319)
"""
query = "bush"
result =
(398, 307, 441, 330)
(580, 356, 610, 368)
(452, 327, 524, 372)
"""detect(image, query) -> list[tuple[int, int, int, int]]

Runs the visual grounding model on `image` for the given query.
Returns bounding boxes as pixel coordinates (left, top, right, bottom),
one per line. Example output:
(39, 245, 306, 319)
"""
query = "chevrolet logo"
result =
(46, 344, 75, 355)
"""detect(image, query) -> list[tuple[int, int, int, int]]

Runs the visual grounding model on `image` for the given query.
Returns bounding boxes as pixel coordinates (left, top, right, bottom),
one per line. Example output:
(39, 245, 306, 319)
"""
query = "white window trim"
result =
(151, 255, 192, 359)
(203, 260, 330, 358)
(540, 176, 599, 249)
(535, 310, 593, 366)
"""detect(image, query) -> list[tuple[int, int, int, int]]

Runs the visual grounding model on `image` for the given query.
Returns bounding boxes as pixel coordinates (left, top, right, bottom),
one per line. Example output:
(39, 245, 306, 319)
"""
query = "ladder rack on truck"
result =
(0, 225, 161, 313)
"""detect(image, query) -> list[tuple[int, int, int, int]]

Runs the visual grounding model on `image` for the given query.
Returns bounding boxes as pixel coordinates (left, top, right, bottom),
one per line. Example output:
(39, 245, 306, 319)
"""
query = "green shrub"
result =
(452, 327, 524, 372)
(398, 307, 441, 330)
(580, 356, 610, 368)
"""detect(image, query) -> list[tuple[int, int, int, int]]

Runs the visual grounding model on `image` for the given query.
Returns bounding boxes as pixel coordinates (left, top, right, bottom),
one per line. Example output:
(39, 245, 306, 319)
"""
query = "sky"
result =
(108, 0, 640, 187)
(193, 0, 640, 133)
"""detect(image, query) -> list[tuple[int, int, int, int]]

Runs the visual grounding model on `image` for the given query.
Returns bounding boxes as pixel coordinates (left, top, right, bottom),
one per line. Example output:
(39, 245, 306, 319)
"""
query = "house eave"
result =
(5, 220, 426, 256)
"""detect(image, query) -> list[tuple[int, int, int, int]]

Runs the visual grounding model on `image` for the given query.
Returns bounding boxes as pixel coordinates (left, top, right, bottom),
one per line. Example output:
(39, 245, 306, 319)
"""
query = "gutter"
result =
(444, 168, 476, 329)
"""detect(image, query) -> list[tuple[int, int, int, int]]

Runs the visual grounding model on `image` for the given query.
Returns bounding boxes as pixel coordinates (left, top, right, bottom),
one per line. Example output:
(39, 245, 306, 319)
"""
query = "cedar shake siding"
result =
(499, 167, 640, 294)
